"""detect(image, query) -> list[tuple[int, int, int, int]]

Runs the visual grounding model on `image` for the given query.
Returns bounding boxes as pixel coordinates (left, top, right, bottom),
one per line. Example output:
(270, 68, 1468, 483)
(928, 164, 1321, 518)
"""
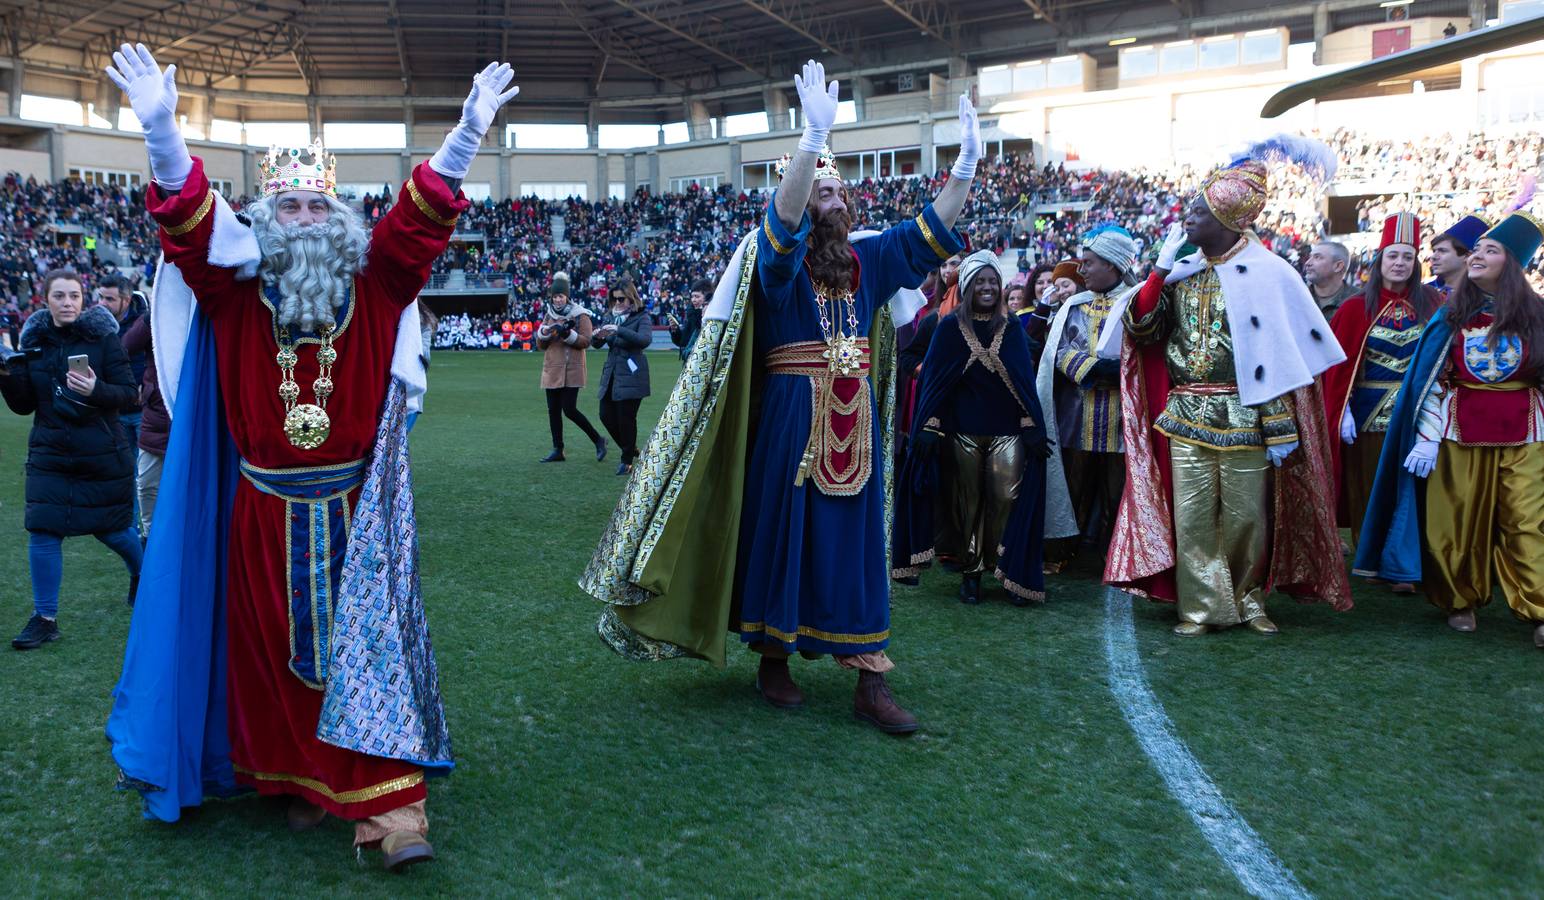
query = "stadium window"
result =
(1240, 30, 1285, 66)
(1159, 40, 1197, 74)
(724, 111, 769, 137)
(461, 183, 492, 202)
(741, 162, 776, 190)
(245, 122, 311, 148)
(978, 65, 1011, 96)
(20, 95, 84, 126)
(1046, 56, 1082, 88)
(323, 123, 407, 149)
(505, 123, 588, 149)
(662, 122, 690, 144)
(68, 167, 142, 188)
(835, 100, 857, 124)
(209, 178, 235, 197)
(1012, 62, 1047, 93)
(519, 182, 588, 201)
(1199, 36, 1240, 70)
(598, 124, 661, 149)
(209, 119, 243, 144)
(1119, 46, 1157, 80)
(608, 182, 628, 200)
(669, 175, 720, 193)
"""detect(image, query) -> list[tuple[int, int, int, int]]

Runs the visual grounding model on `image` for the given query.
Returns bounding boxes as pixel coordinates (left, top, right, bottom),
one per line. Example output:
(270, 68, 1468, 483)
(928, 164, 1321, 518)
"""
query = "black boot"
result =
(540, 447, 566, 463)
(126, 574, 140, 607)
(12, 614, 60, 650)
(958, 574, 982, 605)
(595, 438, 609, 462)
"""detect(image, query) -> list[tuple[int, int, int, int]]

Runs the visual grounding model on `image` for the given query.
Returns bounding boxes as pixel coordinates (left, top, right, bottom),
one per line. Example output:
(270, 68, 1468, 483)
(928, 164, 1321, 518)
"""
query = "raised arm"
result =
(930, 94, 981, 231)
(773, 61, 841, 233)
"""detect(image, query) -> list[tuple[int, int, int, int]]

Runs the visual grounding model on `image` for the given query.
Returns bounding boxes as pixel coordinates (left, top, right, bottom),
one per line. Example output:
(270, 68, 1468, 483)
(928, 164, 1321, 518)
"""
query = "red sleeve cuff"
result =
(1134, 269, 1165, 317)
(402, 163, 471, 229)
(146, 157, 215, 236)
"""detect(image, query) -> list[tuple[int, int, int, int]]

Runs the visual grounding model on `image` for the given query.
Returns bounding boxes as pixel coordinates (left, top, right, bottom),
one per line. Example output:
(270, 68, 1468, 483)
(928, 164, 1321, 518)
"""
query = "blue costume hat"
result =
(1434, 214, 1491, 253)
(1481, 211, 1544, 268)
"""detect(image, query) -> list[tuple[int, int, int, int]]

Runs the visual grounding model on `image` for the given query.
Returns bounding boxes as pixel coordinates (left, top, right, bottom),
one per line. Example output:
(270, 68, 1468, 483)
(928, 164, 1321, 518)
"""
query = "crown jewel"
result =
(775, 148, 841, 183)
(259, 138, 338, 199)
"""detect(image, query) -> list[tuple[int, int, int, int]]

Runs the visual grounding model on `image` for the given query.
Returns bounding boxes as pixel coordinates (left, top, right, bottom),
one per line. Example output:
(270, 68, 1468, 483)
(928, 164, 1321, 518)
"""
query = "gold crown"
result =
(775, 148, 842, 183)
(258, 138, 338, 199)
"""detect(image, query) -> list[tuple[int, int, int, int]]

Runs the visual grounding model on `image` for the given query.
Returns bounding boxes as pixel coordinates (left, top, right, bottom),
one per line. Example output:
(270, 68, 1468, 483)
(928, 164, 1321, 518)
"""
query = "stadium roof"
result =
(0, 0, 1476, 123)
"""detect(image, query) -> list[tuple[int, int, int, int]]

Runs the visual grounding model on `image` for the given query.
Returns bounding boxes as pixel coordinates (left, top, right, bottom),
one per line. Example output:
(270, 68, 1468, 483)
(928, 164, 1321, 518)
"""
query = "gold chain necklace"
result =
(814, 283, 862, 376)
(275, 325, 337, 450)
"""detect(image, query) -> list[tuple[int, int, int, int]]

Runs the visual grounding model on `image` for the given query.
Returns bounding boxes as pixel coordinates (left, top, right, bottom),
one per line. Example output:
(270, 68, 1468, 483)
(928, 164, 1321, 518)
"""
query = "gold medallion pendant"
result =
(284, 403, 332, 450)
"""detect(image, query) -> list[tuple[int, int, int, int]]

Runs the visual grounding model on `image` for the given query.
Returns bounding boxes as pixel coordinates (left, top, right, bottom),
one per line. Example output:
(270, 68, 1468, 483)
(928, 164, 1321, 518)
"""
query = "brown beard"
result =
(807, 207, 854, 292)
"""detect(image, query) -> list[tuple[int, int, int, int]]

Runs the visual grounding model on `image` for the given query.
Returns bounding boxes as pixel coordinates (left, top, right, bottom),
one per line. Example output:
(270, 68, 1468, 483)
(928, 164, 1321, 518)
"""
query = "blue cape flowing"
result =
(105, 308, 241, 821)
(1351, 310, 1454, 584)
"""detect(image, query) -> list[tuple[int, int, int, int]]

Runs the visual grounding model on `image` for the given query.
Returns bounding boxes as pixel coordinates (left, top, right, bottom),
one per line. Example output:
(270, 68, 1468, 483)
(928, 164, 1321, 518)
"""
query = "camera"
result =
(0, 345, 38, 370)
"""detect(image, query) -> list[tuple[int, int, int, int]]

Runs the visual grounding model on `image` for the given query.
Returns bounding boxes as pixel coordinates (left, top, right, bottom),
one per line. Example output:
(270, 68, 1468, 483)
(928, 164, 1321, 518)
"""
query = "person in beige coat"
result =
(536, 272, 607, 462)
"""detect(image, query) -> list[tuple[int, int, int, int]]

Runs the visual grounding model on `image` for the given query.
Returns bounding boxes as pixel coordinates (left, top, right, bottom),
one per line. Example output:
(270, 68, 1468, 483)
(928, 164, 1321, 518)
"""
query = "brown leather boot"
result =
(286, 797, 327, 832)
(853, 670, 918, 734)
(756, 655, 804, 709)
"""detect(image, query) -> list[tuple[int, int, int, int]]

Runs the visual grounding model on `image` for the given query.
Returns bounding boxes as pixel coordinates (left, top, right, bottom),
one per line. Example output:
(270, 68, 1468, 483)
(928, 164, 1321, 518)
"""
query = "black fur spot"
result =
(1254, 365, 1265, 381)
(1235, 264, 1247, 273)
(1250, 315, 1260, 328)
(1310, 328, 1323, 341)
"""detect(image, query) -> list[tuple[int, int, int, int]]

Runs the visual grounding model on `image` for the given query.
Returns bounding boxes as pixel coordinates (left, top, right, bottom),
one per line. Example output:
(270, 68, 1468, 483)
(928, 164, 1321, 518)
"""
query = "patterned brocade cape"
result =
(579, 231, 905, 667)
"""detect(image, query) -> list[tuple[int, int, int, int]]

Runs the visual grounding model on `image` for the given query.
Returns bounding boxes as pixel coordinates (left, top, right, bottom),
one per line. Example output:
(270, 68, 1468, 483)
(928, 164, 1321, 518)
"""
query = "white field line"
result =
(1102, 587, 1313, 900)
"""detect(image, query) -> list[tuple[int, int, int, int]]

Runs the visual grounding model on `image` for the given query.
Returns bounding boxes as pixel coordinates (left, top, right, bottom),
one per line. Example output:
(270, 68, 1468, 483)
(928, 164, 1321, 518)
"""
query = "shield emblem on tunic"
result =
(1462, 329, 1523, 383)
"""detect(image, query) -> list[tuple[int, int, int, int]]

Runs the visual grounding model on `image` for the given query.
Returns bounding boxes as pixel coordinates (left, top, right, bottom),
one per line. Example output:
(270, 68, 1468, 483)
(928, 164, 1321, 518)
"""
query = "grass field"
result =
(2, 351, 1541, 897)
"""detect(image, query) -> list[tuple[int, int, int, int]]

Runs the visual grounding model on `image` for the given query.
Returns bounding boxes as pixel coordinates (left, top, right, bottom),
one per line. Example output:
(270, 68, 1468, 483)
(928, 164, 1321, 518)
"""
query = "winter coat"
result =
(594, 308, 653, 401)
(120, 315, 168, 456)
(669, 307, 703, 362)
(536, 304, 592, 389)
(0, 306, 138, 536)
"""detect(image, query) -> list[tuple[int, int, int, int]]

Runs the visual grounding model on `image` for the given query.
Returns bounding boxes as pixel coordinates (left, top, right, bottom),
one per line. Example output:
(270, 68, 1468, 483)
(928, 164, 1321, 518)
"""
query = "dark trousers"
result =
(1063, 448, 1126, 550)
(545, 387, 602, 449)
(598, 390, 642, 463)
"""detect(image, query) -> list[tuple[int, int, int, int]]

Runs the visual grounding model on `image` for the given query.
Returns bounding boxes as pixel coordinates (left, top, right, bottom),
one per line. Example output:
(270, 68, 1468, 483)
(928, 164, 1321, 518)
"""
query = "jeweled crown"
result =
(776, 148, 842, 183)
(259, 138, 338, 199)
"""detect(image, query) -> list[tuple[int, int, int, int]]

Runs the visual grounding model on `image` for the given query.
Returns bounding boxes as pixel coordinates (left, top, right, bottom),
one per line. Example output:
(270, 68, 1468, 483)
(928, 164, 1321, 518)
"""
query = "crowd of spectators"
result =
(3, 126, 1540, 351)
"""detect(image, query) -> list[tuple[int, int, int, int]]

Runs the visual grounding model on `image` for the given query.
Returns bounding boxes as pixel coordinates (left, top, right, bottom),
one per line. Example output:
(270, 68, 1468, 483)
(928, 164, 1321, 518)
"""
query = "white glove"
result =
(1403, 439, 1439, 478)
(794, 60, 839, 154)
(430, 62, 520, 181)
(1339, 408, 1357, 445)
(951, 94, 981, 182)
(1266, 440, 1298, 468)
(1156, 222, 1187, 271)
(104, 43, 191, 190)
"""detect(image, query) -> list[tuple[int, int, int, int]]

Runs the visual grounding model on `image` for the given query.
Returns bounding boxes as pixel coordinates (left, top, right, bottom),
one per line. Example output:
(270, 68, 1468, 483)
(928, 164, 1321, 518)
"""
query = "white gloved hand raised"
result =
(1340, 408, 1357, 444)
(104, 43, 190, 190)
(431, 62, 521, 181)
(951, 94, 982, 182)
(1156, 222, 1188, 271)
(1403, 439, 1439, 478)
(794, 60, 840, 153)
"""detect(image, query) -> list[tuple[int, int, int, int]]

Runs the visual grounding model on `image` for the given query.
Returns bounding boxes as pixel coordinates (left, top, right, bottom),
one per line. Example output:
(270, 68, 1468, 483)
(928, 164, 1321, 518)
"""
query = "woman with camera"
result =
(592, 278, 652, 476)
(536, 272, 607, 463)
(1, 270, 142, 650)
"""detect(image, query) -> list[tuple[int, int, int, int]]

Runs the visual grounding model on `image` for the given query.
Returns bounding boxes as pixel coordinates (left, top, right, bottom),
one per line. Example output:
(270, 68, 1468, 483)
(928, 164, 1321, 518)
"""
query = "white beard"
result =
(268, 224, 352, 332)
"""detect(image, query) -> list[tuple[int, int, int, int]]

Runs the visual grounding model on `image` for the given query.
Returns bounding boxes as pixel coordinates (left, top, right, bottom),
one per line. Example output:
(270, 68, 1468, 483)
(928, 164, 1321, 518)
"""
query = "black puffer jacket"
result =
(0, 306, 137, 536)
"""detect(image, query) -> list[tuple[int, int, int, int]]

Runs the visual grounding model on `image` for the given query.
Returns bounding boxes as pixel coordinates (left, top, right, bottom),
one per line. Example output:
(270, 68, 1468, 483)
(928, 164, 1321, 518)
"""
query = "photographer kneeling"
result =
(1, 270, 143, 650)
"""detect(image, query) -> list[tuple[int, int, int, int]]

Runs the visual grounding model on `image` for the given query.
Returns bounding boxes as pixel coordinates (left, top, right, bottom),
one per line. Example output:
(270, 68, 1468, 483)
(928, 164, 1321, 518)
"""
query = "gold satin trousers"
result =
(937, 433, 1024, 576)
(1343, 430, 1386, 550)
(1169, 440, 1270, 626)
(1424, 441, 1544, 621)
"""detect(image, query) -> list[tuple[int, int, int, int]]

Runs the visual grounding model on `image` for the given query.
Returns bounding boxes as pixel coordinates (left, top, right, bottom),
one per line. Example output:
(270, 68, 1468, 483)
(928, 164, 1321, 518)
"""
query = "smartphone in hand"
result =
(68, 354, 91, 377)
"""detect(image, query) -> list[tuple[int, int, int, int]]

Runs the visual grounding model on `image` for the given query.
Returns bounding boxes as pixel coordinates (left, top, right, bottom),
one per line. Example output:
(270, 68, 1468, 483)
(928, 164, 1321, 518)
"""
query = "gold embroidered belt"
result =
(1170, 382, 1239, 396)
(766, 340, 873, 497)
(1458, 380, 1531, 391)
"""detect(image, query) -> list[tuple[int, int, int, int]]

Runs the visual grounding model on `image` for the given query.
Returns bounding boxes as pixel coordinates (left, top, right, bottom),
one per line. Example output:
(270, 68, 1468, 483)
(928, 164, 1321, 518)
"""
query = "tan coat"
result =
(536, 310, 592, 389)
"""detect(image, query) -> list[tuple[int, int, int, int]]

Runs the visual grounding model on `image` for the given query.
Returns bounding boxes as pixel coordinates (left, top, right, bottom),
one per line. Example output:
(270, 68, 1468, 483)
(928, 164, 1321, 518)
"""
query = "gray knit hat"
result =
(550, 272, 571, 296)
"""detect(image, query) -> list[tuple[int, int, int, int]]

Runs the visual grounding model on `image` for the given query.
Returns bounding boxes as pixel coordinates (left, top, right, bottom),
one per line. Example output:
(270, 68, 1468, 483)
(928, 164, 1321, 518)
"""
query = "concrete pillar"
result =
(8, 59, 24, 119)
(684, 98, 712, 142)
(46, 128, 64, 182)
(853, 76, 874, 121)
(241, 148, 256, 197)
(624, 153, 637, 196)
(1469, 0, 1486, 29)
(648, 150, 661, 193)
(763, 85, 790, 131)
(187, 93, 212, 140)
(948, 56, 969, 79)
(499, 147, 511, 200)
(918, 115, 935, 177)
(596, 151, 608, 200)
(402, 102, 415, 149)
(94, 78, 122, 129)
(728, 141, 742, 191)
(306, 98, 322, 142)
(1313, 2, 1330, 66)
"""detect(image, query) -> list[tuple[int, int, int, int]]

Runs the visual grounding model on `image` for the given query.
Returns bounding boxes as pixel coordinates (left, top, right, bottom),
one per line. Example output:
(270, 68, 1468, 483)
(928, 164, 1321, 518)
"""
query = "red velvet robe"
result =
(148, 158, 467, 818)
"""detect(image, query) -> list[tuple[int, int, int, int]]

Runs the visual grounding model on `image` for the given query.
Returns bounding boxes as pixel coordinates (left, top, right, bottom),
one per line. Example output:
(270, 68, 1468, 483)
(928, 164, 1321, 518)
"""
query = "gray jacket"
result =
(594, 309, 652, 401)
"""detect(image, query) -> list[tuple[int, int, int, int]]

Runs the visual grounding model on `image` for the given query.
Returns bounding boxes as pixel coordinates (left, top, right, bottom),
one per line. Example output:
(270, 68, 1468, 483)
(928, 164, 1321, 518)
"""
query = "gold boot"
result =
(1245, 616, 1279, 635)
(1172, 622, 1211, 637)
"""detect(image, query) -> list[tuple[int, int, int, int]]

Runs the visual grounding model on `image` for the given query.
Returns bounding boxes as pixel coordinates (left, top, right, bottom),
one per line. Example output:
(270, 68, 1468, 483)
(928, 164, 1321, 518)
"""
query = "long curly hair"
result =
(248, 194, 370, 332)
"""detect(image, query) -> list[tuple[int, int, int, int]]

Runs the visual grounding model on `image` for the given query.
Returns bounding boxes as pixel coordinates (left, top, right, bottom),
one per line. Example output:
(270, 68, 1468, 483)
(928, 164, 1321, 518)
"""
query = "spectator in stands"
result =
(593, 278, 653, 476)
(120, 312, 165, 538)
(2, 270, 142, 650)
(1304, 241, 1358, 317)
(536, 272, 607, 463)
(668, 278, 711, 362)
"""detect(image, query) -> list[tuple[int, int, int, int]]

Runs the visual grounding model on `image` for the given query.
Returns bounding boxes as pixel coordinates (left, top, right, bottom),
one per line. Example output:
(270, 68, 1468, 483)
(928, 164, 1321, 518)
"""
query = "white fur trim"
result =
(704, 228, 925, 327)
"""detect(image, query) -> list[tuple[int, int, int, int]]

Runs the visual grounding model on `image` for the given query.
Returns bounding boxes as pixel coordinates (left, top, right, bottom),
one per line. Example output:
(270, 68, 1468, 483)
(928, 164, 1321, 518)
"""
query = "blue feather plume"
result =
(1230, 133, 1339, 182)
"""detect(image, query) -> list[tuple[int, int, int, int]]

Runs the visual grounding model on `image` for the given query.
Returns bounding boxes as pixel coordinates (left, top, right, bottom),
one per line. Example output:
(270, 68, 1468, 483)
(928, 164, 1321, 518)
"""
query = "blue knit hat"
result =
(1481, 212, 1544, 268)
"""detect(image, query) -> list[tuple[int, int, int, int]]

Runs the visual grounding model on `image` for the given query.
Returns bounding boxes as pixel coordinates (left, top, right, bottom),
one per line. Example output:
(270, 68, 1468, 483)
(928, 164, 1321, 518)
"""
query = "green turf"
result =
(1, 351, 1540, 896)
